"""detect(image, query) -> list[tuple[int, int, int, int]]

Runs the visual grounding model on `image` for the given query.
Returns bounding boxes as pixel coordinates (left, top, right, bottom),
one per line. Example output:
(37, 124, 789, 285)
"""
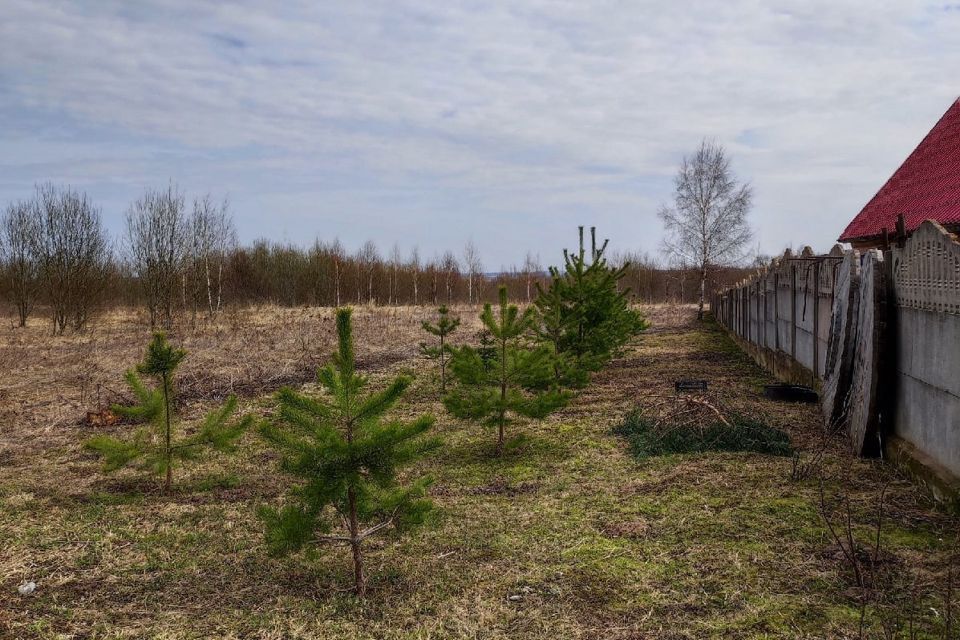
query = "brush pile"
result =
(615, 393, 792, 458)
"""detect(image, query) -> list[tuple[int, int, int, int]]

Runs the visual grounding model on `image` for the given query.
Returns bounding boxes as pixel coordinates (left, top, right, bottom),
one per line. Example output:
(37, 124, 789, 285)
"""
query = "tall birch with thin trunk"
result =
(658, 140, 753, 320)
(463, 240, 482, 304)
(190, 194, 235, 318)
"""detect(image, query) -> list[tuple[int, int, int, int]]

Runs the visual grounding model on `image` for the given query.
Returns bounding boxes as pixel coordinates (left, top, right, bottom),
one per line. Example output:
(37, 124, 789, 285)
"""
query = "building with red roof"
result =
(839, 98, 960, 248)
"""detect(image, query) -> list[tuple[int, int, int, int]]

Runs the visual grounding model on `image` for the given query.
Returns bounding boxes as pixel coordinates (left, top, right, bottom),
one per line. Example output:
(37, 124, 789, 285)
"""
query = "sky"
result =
(1, 1, 959, 270)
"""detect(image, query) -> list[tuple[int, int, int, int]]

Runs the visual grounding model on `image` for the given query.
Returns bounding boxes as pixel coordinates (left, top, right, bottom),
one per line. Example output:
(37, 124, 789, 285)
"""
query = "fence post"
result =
(791, 264, 798, 357)
(774, 271, 780, 351)
(757, 279, 762, 345)
(813, 261, 821, 379)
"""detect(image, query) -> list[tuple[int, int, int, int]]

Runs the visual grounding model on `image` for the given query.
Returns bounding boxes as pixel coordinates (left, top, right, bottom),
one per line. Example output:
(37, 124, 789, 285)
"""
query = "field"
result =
(0, 305, 957, 639)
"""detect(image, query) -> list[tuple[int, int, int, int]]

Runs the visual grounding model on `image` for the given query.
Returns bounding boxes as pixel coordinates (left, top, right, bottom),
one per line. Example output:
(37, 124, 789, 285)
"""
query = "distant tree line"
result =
(0, 183, 755, 332)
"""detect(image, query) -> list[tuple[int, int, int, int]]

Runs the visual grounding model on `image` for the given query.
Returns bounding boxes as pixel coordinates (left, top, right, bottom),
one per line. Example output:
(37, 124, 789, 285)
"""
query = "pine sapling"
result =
(258, 307, 437, 596)
(534, 226, 648, 380)
(420, 305, 460, 393)
(445, 286, 569, 455)
(85, 332, 251, 493)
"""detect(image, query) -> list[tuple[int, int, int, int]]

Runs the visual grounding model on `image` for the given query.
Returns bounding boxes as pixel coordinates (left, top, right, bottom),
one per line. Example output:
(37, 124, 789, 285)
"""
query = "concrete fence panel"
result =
(712, 220, 960, 501)
(889, 221, 960, 479)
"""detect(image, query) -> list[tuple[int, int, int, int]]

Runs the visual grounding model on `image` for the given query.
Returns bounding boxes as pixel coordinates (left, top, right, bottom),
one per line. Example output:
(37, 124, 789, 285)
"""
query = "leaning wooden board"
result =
(846, 250, 886, 456)
(821, 250, 860, 430)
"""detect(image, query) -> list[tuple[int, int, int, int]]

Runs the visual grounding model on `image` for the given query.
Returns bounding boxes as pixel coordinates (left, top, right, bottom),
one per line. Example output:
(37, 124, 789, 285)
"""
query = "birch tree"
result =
(0, 200, 41, 327)
(34, 184, 111, 334)
(440, 251, 458, 303)
(388, 243, 402, 305)
(658, 140, 752, 320)
(126, 184, 189, 328)
(190, 194, 235, 317)
(522, 252, 541, 303)
(408, 246, 420, 305)
(463, 240, 482, 304)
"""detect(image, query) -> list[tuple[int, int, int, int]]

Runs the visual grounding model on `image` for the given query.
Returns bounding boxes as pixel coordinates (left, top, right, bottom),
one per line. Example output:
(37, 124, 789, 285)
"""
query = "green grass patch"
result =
(614, 409, 793, 458)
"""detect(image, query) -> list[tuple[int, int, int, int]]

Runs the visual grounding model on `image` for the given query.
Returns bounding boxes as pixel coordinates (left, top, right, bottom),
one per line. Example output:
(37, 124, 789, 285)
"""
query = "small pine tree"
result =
(534, 226, 648, 380)
(420, 305, 460, 393)
(258, 307, 436, 596)
(444, 286, 569, 455)
(85, 332, 251, 493)
(533, 280, 591, 388)
(475, 328, 497, 372)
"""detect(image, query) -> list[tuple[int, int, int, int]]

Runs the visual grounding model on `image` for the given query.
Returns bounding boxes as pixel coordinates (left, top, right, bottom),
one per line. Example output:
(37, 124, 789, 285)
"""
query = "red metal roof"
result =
(839, 98, 960, 243)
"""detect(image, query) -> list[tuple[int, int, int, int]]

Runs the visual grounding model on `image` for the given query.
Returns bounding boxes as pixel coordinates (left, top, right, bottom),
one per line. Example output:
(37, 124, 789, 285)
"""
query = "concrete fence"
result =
(713, 246, 844, 387)
(712, 221, 960, 504)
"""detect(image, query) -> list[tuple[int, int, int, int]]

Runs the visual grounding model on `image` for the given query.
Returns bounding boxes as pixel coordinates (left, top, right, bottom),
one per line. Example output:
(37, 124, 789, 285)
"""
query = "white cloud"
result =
(1, 0, 958, 263)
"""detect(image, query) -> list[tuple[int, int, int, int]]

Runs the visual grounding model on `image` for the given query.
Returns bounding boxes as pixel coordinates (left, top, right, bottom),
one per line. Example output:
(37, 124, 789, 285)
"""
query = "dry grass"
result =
(0, 304, 956, 639)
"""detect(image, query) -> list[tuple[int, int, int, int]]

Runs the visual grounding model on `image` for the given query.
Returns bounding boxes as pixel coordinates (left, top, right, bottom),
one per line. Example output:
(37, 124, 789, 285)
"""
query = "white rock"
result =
(18, 581, 36, 596)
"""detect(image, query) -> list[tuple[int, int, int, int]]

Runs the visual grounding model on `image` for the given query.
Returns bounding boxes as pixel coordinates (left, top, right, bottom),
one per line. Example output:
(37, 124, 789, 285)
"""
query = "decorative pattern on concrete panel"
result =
(892, 220, 960, 315)
(847, 250, 886, 457)
(821, 250, 860, 428)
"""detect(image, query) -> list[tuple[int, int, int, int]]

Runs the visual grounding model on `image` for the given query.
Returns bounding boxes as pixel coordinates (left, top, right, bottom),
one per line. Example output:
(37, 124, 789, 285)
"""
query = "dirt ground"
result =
(0, 304, 957, 639)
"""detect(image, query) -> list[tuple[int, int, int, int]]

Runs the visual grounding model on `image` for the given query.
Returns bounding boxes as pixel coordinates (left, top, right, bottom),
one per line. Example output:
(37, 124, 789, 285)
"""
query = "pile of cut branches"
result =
(615, 393, 792, 458)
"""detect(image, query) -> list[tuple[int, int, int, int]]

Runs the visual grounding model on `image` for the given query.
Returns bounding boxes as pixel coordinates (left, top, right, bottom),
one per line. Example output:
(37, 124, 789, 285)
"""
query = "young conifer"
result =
(420, 305, 460, 393)
(85, 332, 251, 493)
(258, 307, 436, 596)
(534, 226, 648, 381)
(444, 286, 568, 455)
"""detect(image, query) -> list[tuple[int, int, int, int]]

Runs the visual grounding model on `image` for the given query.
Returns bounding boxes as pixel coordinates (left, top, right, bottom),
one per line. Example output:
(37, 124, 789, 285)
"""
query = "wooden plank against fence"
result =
(847, 250, 885, 456)
(822, 250, 860, 430)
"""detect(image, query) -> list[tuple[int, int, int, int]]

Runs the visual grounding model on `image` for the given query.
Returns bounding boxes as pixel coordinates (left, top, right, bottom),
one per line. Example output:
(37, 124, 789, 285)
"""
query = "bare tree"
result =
(33, 184, 111, 333)
(126, 184, 188, 328)
(0, 200, 41, 326)
(463, 240, 482, 304)
(440, 251, 459, 303)
(190, 194, 235, 317)
(658, 140, 753, 319)
(330, 238, 345, 307)
(522, 251, 541, 303)
(357, 240, 380, 304)
(409, 246, 420, 305)
(388, 242, 402, 306)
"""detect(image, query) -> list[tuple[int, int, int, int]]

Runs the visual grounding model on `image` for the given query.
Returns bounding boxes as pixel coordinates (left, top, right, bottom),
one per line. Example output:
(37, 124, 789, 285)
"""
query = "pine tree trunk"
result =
(162, 372, 173, 493)
(347, 486, 365, 596)
(497, 334, 506, 455)
(439, 333, 446, 393)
